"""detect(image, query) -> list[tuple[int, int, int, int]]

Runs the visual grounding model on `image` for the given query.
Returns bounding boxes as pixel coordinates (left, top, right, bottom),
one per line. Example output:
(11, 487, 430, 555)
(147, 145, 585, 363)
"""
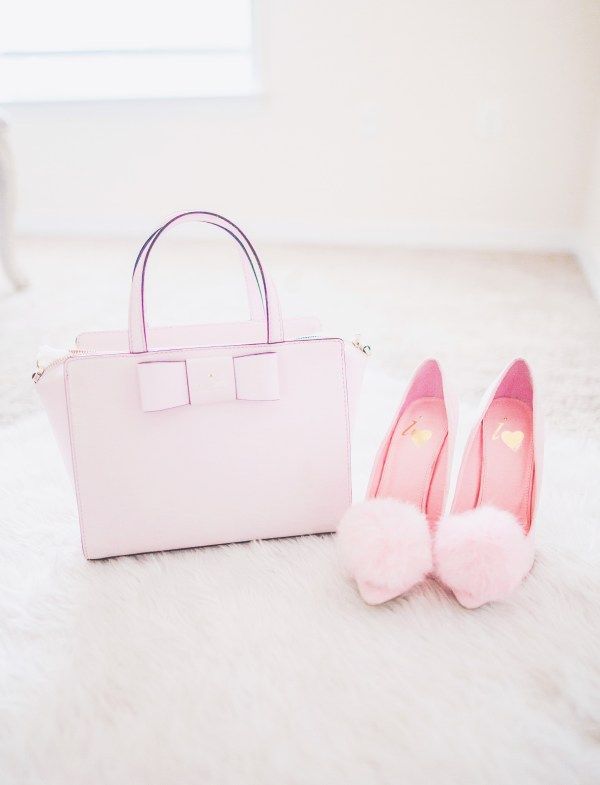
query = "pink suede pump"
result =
(337, 359, 456, 603)
(434, 359, 542, 608)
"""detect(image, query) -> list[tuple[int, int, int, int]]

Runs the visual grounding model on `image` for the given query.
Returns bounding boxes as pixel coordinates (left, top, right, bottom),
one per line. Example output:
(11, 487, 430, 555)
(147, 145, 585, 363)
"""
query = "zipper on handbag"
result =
(298, 335, 372, 355)
(32, 336, 371, 383)
(32, 347, 88, 383)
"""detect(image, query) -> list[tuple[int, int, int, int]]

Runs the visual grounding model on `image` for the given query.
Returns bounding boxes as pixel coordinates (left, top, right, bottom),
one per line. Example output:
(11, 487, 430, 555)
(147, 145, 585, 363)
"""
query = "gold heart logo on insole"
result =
(411, 428, 432, 446)
(501, 430, 524, 451)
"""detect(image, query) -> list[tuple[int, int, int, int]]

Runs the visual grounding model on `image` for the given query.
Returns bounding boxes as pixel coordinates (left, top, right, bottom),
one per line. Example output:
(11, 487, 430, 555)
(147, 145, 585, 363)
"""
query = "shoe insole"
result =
(375, 397, 448, 518)
(478, 397, 534, 529)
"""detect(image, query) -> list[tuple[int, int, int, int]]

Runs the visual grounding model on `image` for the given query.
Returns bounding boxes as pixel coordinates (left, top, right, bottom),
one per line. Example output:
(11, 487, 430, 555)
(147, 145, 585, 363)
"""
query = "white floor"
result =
(1, 237, 600, 784)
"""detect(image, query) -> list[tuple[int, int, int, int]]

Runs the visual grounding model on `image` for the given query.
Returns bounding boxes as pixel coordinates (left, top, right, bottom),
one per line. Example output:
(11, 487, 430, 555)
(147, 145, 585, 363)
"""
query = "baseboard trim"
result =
(574, 240, 600, 303)
(16, 215, 580, 256)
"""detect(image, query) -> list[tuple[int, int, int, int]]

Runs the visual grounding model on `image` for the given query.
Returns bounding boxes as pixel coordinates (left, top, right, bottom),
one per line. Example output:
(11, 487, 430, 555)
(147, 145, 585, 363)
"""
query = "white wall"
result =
(581, 119, 600, 299)
(3, 0, 600, 250)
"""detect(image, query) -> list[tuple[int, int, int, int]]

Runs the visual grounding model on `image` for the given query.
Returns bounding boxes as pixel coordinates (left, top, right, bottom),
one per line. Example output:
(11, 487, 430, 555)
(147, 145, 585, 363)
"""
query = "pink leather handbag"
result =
(34, 212, 367, 559)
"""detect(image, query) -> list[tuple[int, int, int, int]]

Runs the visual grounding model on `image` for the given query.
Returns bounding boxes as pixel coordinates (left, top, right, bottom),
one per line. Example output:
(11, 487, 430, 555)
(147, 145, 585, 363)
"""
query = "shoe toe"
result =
(434, 505, 534, 608)
(337, 498, 432, 604)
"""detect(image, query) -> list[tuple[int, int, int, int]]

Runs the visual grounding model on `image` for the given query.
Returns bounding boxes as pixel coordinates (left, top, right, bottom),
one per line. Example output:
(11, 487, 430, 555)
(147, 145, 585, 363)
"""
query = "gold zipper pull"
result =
(352, 336, 372, 355)
(31, 345, 86, 383)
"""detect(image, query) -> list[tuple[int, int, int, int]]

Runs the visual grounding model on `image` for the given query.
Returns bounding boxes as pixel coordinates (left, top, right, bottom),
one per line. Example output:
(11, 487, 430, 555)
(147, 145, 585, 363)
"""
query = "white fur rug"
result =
(2, 364, 600, 785)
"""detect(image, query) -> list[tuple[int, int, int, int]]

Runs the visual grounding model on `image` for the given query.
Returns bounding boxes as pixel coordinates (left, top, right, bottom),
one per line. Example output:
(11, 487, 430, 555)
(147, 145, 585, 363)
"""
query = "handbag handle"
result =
(128, 211, 284, 353)
(132, 221, 265, 322)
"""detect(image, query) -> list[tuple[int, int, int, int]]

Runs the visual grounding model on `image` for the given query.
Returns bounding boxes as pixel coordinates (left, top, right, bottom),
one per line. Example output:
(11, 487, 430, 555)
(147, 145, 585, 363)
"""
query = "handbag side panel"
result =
(35, 363, 74, 482)
(64, 338, 351, 559)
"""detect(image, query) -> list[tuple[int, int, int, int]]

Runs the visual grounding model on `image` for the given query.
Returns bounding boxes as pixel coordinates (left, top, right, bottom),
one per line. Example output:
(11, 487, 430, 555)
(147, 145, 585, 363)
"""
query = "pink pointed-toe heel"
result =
(434, 359, 542, 609)
(337, 359, 457, 604)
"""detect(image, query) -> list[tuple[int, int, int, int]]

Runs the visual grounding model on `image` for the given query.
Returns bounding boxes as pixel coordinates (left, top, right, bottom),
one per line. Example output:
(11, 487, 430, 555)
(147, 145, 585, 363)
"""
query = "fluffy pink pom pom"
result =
(336, 499, 433, 604)
(434, 506, 535, 609)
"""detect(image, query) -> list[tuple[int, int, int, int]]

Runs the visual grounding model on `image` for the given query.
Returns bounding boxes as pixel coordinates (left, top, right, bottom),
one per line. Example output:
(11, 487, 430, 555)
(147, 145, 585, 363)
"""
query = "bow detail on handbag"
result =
(137, 352, 279, 412)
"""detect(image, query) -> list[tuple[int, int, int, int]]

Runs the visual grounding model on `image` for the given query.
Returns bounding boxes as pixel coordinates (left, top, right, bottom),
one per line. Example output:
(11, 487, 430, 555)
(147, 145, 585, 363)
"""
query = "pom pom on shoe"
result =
(336, 499, 433, 604)
(434, 506, 534, 609)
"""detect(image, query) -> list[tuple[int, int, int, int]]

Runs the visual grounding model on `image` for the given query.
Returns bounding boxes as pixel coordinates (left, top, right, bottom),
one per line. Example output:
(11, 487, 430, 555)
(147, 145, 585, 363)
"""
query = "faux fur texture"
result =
(337, 499, 432, 604)
(3, 373, 600, 785)
(434, 506, 535, 609)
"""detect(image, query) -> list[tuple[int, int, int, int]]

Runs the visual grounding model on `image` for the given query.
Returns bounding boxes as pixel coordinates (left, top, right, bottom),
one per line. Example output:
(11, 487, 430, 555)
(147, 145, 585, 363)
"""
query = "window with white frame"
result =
(0, 0, 256, 102)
